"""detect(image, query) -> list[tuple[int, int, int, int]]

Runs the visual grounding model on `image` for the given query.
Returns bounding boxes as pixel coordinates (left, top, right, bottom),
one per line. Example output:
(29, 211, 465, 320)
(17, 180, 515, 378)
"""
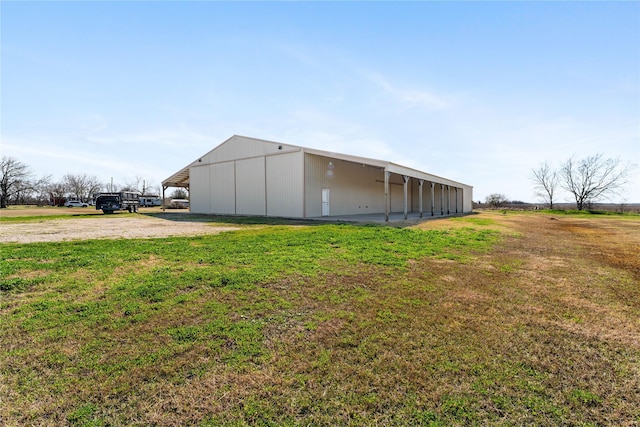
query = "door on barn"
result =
(321, 188, 330, 216)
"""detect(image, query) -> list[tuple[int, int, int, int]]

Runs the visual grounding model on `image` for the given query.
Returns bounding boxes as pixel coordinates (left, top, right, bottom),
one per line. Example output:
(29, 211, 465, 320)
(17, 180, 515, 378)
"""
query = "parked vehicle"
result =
(64, 200, 88, 208)
(95, 191, 141, 214)
(169, 198, 189, 209)
(139, 195, 162, 207)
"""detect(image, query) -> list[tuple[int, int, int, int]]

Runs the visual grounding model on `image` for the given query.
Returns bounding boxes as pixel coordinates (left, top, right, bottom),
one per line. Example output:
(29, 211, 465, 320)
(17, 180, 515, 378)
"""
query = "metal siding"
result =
(434, 184, 442, 213)
(189, 165, 210, 213)
(411, 180, 420, 212)
(463, 187, 473, 212)
(266, 152, 304, 217)
(178, 136, 475, 216)
(235, 157, 266, 216)
(210, 162, 236, 214)
(425, 181, 434, 213)
(390, 181, 404, 213)
(304, 154, 323, 217)
(202, 135, 299, 164)
(305, 154, 387, 217)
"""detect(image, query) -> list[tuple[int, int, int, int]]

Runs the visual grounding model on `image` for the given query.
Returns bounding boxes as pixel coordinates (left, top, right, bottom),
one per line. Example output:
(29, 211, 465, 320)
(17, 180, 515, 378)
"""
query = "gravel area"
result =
(0, 215, 239, 243)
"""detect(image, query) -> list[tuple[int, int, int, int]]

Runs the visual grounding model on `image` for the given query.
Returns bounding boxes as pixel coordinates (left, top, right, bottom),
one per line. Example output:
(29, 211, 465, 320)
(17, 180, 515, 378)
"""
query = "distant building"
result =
(163, 135, 472, 220)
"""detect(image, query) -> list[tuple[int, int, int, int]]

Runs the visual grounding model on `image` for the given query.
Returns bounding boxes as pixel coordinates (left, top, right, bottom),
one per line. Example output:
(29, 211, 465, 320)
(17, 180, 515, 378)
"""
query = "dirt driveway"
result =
(0, 214, 239, 243)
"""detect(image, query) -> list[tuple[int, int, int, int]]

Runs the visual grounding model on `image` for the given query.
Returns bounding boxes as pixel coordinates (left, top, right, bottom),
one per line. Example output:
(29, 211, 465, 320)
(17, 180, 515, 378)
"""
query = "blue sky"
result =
(2, 1, 639, 203)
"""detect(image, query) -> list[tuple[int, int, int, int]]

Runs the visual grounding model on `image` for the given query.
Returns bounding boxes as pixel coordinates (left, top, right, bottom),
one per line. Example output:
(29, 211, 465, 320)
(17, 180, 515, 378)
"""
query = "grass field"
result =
(1, 209, 638, 426)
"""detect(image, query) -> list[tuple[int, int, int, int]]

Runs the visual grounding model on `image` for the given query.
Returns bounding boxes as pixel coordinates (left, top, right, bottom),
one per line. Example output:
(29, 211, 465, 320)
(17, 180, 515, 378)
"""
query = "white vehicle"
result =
(65, 200, 88, 208)
(169, 198, 189, 209)
(139, 195, 162, 207)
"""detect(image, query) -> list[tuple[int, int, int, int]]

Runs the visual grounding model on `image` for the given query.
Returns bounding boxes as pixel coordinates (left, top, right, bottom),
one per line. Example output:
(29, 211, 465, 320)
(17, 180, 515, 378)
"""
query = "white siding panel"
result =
(210, 162, 236, 215)
(235, 157, 266, 216)
(202, 136, 299, 164)
(266, 152, 304, 217)
(189, 165, 211, 214)
(463, 187, 473, 212)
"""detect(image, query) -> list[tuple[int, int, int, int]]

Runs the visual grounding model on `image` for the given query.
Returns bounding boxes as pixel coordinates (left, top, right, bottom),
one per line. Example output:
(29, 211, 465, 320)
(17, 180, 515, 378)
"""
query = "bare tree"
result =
(124, 175, 156, 195)
(105, 180, 120, 193)
(63, 173, 103, 202)
(485, 193, 508, 208)
(1, 156, 49, 208)
(170, 188, 188, 199)
(141, 180, 156, 196)
(531, 161, 559, 209)
(47, 182, 68, 206)
(124, 175, 143, 193)
(559, 154, 636, 210)
(86, 177, 103, 202)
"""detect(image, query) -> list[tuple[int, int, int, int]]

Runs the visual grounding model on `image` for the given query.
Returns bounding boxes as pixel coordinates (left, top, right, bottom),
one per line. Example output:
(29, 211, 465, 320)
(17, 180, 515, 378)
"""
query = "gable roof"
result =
(162, 135, 471, 189)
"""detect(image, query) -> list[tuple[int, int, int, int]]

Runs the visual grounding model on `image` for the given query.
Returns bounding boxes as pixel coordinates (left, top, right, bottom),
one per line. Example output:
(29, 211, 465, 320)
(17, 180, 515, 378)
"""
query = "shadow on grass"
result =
(140, 212, 360, 226)
(141, 211, 474, 228)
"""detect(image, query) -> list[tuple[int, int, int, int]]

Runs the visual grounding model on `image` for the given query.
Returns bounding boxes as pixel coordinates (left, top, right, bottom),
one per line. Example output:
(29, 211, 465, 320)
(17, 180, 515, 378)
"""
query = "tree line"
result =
(0, 156, 162, 208)
(482, 154, 636, 210)
(4, 153, 636, 211)
(530, 154, 636, 210)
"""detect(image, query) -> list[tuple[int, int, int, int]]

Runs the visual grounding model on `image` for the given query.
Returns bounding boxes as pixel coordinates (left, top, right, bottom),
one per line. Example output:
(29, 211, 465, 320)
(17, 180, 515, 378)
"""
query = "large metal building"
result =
(162, 135, 473, 221)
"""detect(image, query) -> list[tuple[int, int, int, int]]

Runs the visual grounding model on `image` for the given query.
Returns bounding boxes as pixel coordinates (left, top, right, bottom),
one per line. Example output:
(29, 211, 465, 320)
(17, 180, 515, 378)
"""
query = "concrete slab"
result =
(306, 211, 466, 225)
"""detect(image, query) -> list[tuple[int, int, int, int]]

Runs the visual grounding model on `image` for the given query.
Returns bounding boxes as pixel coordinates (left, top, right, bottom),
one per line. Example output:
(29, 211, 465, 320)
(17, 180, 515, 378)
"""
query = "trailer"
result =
(95, 191, 141, 214)
(139, 195, 162, 207)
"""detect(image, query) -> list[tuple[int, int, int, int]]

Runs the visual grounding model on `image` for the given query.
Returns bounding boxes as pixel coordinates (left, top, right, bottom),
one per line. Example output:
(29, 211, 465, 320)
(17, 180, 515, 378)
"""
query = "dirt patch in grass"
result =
(555, 217, 640, 281)
(0, 214, 238, 243)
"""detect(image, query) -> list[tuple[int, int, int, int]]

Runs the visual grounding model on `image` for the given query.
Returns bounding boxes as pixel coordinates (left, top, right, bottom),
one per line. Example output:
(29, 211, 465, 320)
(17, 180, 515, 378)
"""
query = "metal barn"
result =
(162, 135, 473, 221)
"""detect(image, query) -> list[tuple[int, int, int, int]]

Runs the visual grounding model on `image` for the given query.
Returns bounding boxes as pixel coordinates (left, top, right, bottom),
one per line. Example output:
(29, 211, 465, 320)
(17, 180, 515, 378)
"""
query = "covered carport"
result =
(161, 168, 190, 211)
(381, 164, 467, 222)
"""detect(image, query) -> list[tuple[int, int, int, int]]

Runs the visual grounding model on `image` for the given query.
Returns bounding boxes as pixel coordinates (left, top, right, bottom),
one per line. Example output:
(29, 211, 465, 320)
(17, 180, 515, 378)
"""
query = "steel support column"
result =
(430, 182, 435, 216)
(403, 175, 409, 220)
(418, 179, 424, 218)
(440, 184, 445, 215)
(384, 170, 390, 222)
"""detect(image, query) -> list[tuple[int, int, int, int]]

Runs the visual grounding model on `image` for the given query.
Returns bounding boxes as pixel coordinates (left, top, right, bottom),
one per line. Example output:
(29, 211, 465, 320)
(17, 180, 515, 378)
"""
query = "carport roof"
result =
(162, 135, 471, 189)
(163, 167, 190, 188)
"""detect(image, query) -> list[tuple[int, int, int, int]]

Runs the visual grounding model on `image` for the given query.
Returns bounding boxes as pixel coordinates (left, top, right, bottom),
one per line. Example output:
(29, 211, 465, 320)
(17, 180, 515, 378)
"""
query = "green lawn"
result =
(1, 217, 638, 426)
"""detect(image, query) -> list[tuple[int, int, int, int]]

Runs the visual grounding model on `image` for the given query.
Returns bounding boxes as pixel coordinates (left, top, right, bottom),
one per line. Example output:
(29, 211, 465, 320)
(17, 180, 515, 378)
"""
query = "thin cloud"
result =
(2, 139, 132, 177)
(86, 130, 209, 149)
(362, 71, 450, 112)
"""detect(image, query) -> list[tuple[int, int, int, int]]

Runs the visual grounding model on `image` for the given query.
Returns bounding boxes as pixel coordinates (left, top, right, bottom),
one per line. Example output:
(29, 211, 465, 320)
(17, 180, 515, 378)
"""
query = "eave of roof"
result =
(162, 168, 191, 188)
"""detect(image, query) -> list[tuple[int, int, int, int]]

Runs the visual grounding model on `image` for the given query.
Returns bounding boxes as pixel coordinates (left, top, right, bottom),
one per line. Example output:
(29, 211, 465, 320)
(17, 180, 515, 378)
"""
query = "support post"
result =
(440, 184, 445, 215)
(384, 170, 390, 223)
(430, 182, 435, 216)
(447, 185, 450, 215)
(403, 175, 409, 220)
(162, 185, 166, 211)
(418, 179, 424, 218)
